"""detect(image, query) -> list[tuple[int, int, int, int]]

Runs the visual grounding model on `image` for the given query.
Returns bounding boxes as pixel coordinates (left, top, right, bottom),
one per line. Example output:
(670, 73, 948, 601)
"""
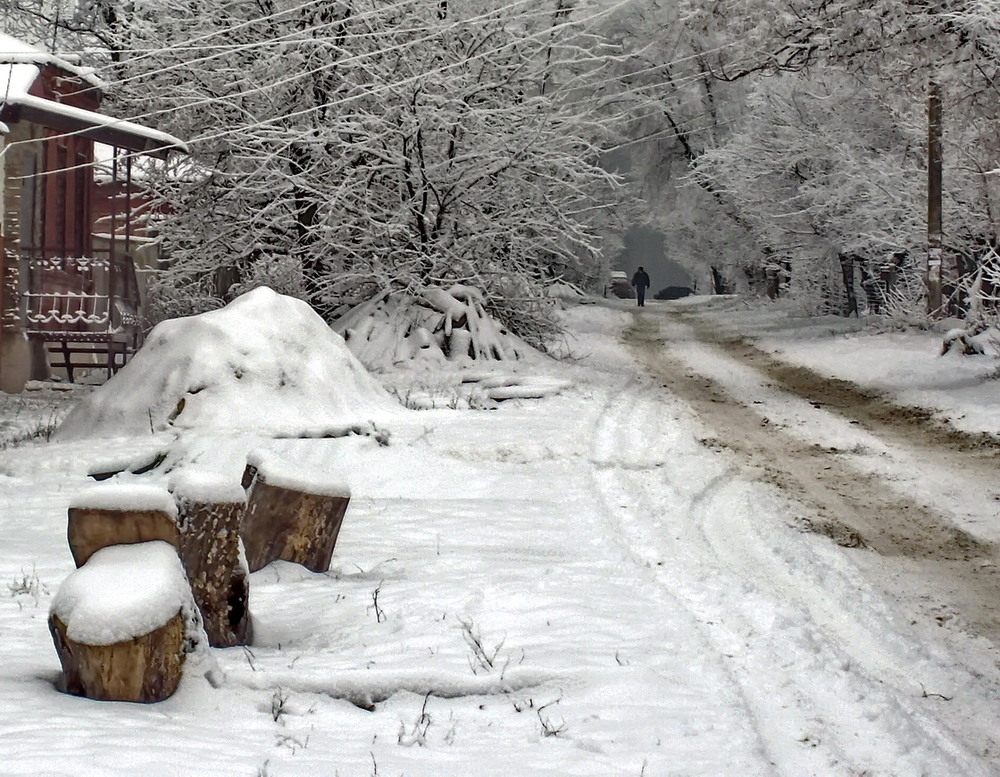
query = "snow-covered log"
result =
(67, 484, 180, 568)
(171, 472, 249, 648)
(336, 286, 533, 370)
(241, 453, 350, 574)
(941, 328, 987, 356)
(49, 542, 194, 703)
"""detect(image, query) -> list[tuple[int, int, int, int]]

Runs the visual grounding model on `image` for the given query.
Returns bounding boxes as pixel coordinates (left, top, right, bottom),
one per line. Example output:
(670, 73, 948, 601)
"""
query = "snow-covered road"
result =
(597, 307, 1000, 776)
(3, 300, 1000, 776)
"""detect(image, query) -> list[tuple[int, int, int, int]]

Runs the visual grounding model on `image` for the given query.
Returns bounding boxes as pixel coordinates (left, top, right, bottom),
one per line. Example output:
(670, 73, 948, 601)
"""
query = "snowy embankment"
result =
(2, 294, 1000, 776)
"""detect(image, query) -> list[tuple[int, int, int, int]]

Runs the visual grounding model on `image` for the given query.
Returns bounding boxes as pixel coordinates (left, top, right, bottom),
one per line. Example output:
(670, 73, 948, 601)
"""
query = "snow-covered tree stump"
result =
(241, 453, 351, 573)
(49, 542, 194, 703)
(67, 484, 179, 568)
(171, 472, 250, 648)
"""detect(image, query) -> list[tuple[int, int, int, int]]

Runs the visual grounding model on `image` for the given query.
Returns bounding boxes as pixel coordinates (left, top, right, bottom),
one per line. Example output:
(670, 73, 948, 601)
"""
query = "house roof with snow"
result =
(0, 33, 187, 159)
(0, 32, 104, 90)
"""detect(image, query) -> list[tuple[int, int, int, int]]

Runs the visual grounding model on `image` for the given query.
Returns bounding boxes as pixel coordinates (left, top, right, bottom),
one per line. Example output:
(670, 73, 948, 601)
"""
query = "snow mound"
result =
(55, 287, 400, 440)
(50, 541, 192, 646)
(545, 281, 587, 303)
(941, 327, 996, 356)
(335, 285, 533, 370)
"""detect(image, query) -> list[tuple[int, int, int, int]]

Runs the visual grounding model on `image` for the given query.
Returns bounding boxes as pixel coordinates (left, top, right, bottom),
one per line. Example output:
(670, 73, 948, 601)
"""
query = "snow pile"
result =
(941, 326, 999, 356)
(335, 285, 533, 370)
(55, 287, 400, 440)
(50, 542, 192, 646)
(545, 280, 587, 303)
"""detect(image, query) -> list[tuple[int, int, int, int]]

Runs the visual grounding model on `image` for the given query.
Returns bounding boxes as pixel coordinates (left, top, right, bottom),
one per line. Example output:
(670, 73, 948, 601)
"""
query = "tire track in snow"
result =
(586, 352, 998, 775)
(587, 378, 782, 776)
(589, 380, 867, 776)
(625, 309, 1000, 766)
(689, 475, 999, 776)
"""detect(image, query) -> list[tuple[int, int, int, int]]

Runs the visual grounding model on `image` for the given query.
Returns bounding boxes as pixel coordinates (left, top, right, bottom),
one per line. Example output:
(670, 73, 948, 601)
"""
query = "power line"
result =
(83, 0, 454, 95)
(3, 0, 630, 162)
(4, 0, 550, 152)
(5, 0, 717, 180)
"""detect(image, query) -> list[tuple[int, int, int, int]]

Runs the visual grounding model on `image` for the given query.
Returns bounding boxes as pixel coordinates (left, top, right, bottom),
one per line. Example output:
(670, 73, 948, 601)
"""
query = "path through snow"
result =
(612, 304, 1000, 775)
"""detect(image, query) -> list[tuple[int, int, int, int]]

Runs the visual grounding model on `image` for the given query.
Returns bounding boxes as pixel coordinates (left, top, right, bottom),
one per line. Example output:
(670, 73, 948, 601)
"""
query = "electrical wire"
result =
(4, 1, 619, 156)
(3, 0, 553, 155)
(80, 0, 479, 96)
(4, 0, 731, 180)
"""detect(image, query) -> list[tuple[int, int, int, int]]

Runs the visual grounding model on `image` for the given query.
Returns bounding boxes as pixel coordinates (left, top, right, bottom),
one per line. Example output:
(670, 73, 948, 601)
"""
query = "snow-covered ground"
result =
(3, 293, 1000, 777)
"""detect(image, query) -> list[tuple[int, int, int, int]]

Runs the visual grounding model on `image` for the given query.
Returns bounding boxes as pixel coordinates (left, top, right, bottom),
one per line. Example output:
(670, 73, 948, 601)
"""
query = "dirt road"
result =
(623, 306, 1000, 645)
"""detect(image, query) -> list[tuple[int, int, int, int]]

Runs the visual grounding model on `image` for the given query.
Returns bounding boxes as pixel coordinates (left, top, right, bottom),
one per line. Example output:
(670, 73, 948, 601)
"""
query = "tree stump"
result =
(241, 453, 351, 573)
(170, 472, 250, 647)
(67, 484, 179, 568)
(49, 542, 191, 703)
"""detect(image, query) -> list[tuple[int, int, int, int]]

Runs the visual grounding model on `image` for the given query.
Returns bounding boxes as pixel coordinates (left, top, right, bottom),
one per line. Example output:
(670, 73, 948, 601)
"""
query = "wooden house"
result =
(0, 33, 186, 393)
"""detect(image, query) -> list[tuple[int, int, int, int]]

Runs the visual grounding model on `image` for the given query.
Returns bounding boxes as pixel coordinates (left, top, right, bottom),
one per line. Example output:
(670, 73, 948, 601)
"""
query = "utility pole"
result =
(927, 78, 943, 316)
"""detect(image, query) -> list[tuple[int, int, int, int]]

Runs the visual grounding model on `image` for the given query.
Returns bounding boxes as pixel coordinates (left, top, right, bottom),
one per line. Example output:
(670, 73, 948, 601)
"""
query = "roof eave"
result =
(0, 98, 187, 159)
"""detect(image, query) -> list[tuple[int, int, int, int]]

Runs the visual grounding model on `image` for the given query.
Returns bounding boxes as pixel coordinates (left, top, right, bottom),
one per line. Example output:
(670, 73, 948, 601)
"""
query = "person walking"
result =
(631, 266, 651, 307)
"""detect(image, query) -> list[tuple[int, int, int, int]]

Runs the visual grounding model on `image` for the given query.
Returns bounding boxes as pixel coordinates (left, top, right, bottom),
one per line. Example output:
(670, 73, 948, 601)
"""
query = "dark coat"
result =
(631, 270, 650, 289)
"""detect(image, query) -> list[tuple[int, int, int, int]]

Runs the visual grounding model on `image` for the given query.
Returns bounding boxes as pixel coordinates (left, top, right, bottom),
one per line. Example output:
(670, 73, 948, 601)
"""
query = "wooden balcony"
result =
(20, 251, 143, 382)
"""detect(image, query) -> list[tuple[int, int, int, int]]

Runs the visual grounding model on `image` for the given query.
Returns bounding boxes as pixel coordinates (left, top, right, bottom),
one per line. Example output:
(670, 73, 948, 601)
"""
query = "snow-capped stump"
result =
(67, 484, 179, 568)
(170, 471, 250, 648)
(241, 451, 350, 573)
(49, 542, 195, 703)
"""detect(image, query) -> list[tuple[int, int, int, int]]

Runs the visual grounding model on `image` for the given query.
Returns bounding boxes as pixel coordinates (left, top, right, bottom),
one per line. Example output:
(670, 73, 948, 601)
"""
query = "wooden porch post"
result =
(0, 222, 31, 393)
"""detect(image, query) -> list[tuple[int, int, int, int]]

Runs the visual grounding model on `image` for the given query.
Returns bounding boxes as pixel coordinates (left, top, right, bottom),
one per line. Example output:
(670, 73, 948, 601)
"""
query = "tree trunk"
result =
(68, 506, 179, 568)
(860, 265, 880, 313)
(711, 265, 728, 295)
(175, 496, 249, 648)
(241, 465, 350, 573)
(840, 253, 858, 317)
(927, 78, 943, 316)
(765, 268, 779, 300)
(49, 611, 185, 703)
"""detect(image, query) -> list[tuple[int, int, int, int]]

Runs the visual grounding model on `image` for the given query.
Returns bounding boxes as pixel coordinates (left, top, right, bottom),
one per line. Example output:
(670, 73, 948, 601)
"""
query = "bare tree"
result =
(11, 0, 630, 350)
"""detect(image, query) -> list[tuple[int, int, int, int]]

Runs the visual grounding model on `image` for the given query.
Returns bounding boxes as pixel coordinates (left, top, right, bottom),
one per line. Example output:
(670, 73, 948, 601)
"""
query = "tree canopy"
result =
(11, 0, 1000, 331)
(12, 0, 633, 350)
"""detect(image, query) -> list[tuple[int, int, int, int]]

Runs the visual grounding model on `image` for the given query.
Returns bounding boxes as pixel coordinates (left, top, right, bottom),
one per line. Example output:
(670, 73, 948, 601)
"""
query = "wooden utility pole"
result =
(927, 79, 943, 316)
